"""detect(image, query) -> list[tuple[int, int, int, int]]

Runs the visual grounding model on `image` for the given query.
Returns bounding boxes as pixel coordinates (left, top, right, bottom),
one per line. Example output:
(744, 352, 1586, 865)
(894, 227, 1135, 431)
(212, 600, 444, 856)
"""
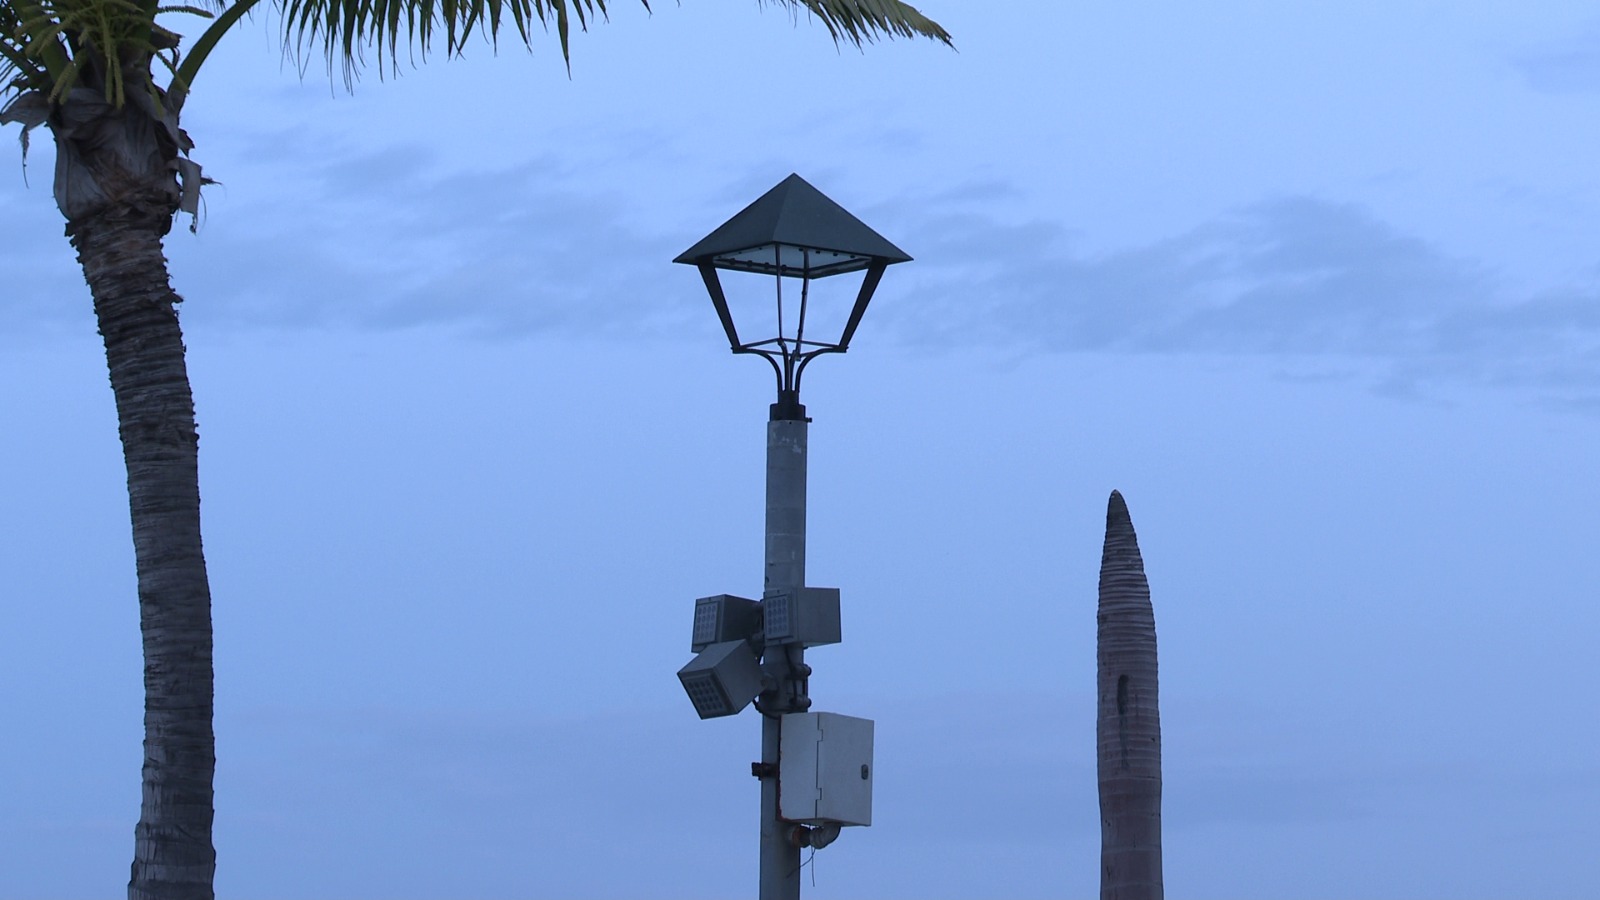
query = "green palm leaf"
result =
(781, 0, 949, 46)
(278, 0, 948, 84)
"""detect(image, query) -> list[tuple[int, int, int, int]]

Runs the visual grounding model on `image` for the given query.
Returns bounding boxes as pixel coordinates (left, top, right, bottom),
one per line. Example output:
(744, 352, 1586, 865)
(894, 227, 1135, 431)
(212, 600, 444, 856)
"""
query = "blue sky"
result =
(3, 2, 1600, 898)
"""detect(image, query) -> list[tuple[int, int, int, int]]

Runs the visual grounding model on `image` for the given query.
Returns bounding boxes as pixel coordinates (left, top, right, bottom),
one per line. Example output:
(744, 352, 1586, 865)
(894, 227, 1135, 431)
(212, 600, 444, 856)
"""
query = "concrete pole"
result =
(759, 393, 809, 900)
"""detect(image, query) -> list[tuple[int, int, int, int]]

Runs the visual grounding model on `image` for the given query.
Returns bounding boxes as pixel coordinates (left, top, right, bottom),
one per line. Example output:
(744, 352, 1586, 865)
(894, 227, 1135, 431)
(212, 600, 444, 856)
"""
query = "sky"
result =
(3, 1, 1600, 898)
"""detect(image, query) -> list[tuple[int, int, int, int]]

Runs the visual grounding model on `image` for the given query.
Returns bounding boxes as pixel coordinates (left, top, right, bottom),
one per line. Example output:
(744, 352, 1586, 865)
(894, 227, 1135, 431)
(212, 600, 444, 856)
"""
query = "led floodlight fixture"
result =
(691, 594, 763, 652)
(678, 639, 765, 719)
(763, 587, 842, 648)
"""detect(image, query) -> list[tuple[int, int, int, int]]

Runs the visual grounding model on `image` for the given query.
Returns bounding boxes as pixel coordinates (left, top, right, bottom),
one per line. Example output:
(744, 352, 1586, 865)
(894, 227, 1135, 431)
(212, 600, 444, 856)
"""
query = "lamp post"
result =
(673, 174, 911, 900)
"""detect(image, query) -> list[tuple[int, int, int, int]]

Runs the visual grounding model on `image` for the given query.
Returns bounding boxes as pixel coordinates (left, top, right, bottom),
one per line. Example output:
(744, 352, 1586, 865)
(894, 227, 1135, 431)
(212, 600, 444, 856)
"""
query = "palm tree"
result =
(0, 3, 949, 898)
(1097, 489, 1163, 900)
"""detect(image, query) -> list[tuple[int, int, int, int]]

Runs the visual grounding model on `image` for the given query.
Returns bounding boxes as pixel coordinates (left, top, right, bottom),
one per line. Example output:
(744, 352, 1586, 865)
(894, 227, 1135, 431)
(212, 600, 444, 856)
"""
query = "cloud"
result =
(880, 196, 1491, 354)
(162, 140, 706, 339)
(15, 136, 1600, 411)
(2, 122, 715, 342)
(876, 193, 1600, 406)
(1512, 24, 1600, 94)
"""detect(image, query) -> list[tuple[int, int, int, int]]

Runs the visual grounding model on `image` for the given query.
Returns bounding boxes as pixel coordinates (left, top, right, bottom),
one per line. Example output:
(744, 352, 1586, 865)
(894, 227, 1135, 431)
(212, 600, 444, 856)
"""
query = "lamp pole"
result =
(760, 390, 810, 900)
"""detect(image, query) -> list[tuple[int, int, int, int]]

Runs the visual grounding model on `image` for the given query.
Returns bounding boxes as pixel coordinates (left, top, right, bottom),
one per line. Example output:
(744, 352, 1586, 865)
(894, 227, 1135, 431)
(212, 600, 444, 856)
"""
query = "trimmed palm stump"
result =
(1097, 490, 1163, 900)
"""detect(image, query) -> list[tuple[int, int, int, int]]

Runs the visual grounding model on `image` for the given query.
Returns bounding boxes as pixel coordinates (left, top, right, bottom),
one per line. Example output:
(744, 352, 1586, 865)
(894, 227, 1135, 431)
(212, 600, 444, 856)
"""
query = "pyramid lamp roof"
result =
(674, 174, 912, 279)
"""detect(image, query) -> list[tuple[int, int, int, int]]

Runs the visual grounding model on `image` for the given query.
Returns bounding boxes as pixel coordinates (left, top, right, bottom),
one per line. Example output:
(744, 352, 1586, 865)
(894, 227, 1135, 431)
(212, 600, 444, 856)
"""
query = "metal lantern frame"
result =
(674, 174, 912, 402)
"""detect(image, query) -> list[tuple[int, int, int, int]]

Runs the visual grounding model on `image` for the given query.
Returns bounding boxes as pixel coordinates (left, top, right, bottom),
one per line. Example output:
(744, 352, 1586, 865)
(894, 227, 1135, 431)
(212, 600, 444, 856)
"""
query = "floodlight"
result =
(691, 594, 763, 652)
(677, 639, 765, 719)
(763, 587, 841, 648)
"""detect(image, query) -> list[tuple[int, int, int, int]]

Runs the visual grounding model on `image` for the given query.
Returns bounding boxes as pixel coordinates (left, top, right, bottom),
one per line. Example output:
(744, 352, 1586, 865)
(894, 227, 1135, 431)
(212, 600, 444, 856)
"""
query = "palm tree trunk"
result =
(59, 98, 217, 898)
(1097, 490, 1162, 900)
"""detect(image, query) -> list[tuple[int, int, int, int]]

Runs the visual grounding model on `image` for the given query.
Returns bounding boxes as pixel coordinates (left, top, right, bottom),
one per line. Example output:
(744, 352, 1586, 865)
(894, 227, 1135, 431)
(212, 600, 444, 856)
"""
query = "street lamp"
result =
(674, 172, 911, 420)
(673, 174, 910, 900)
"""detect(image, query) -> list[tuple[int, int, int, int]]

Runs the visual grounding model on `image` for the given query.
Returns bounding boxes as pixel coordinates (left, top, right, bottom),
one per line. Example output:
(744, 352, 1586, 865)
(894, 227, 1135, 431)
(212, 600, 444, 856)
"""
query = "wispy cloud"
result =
(14, 146, 1600, 409)
(1512, 22, 1600, 95)
(3, 129, 712, 341)
(165, 140, 706, 338)
(877, 193, 1600, 405)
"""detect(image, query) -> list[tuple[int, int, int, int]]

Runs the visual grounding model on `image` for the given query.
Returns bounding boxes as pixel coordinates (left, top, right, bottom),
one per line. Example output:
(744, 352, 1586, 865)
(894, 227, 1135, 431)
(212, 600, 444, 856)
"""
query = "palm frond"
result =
(2, 0, 70, 93)
(766, 0, 951, 48)
(277, 0, 946, 87)
(2, 18, 49, 94)
(0, 0, 223, 110)
(170, 0, 262, 109)
(277, 0, 610, 86)
(158, 5, 216, 18)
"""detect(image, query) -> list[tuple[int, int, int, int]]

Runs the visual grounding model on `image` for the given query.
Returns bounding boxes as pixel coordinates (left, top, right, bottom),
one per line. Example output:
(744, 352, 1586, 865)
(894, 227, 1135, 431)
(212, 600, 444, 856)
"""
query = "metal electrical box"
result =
(779, 712, 874, 826)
